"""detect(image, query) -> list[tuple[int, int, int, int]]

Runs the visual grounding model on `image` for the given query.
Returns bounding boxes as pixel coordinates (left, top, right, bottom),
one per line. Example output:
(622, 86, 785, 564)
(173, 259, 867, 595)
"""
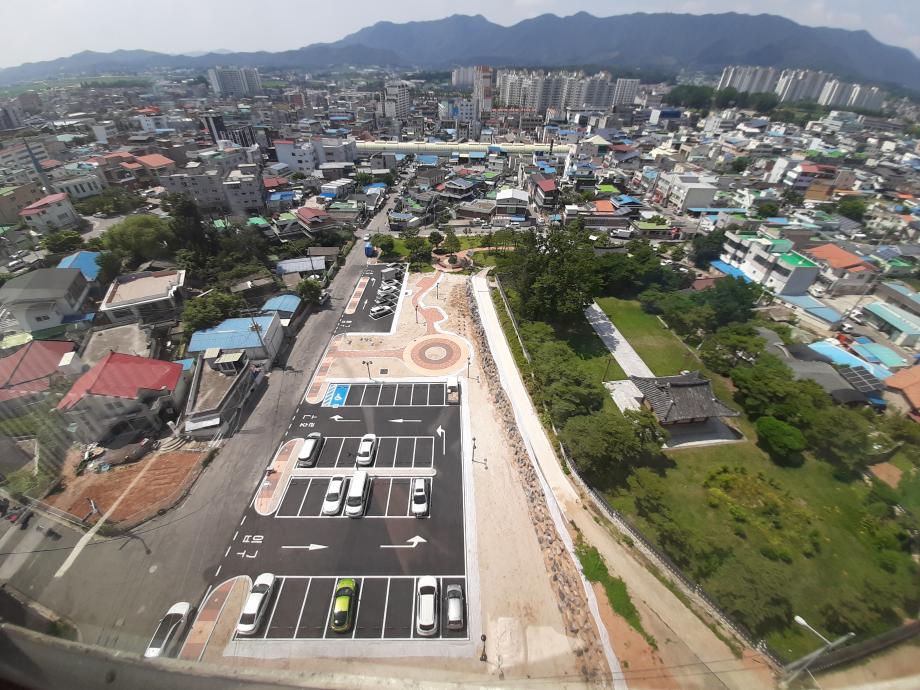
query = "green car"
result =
(330, 578, 357, 633)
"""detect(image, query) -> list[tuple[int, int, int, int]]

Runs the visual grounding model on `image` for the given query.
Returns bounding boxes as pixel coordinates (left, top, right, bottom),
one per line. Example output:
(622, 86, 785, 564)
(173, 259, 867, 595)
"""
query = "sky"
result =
(1, 0, 918, 68)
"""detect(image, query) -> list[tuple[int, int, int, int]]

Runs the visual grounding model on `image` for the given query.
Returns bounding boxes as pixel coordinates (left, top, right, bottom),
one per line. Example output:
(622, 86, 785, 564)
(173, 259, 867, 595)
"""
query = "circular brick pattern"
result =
(409, 337, 463, 370)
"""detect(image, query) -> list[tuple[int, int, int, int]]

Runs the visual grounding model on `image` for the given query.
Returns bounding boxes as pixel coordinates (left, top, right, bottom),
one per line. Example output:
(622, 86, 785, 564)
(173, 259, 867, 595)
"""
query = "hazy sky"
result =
(1, 0, 918, 68)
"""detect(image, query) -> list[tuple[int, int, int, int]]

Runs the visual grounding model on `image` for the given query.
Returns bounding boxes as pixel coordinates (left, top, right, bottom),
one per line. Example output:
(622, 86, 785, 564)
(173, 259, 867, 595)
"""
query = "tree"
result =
(355, 172, 372, 186)
(441, 229, 461, 254)
(782, 189, 804, 207)
(708, 559, 793, 637)
(297, 278, 323, 305)
(837, 197, 868, 222)
(560, 410, 664, 486)
(101, 215, 175, 264)
(666, 85, 714, 109)
(372, 234, 395, 255)
(691, 228, 726, 268)
(669, 245, 686, 263)
(730, 156, 751, 173)
(404, 236, 431, 264)
(169, 196, 214, 253)
(700, 323, 766, 375)
(427, 230, 444, 248)
(40, 230, 84, 254)
(805, 406, 873, 473)
(96, 251, 123, 285)
(181, 291, 244, 334)
(756, 416, 806, 466)
(756, 201, 780, 218)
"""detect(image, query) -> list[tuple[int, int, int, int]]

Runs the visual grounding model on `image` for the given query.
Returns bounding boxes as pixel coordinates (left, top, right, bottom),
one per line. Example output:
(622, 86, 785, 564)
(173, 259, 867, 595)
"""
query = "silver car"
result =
(445, 584, 465, 631)
(144, 602, 191, 658)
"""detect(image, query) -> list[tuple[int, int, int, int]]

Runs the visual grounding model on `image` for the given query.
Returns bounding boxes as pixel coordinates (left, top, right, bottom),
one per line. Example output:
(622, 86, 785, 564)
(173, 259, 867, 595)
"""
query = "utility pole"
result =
(780, 615, 855, 689)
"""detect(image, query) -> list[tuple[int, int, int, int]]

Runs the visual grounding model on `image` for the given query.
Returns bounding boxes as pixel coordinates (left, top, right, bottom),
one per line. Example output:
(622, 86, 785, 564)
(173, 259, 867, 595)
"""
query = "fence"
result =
(493, 275, 531, 363)
(811, 621, 920, 674)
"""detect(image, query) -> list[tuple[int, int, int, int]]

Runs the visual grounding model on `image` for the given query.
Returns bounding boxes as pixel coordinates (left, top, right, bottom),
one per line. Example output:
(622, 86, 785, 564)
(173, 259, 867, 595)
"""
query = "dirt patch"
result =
(870, 461, 903, 488)
(46, 450, 205, 524)
(591, 582, 678, 689)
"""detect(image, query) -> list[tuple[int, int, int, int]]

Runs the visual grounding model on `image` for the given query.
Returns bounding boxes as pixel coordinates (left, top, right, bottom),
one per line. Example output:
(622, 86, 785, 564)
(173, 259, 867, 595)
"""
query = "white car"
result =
(236, 573, 276, 636)
(378, 283, 398, 293)
(144, 601, 191, 658)
(363, 234, 371, 241)
(415, 576, 439, 637)
(410, 478, 429, 517)
(322, 476, 347, 516)
(356, 434, 378, 466)
(369, 305, 393, 319)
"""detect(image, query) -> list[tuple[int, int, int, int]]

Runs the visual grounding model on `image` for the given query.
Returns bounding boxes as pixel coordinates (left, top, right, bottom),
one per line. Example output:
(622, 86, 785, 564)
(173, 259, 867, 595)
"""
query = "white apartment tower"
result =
(383, 81, 410, 119)
(451, 66, 476, 88)
(612, 78, 640, 106)
(717, 65, 780, 94)
(207, 67, 262, 97)
(774, 69, 831, 103)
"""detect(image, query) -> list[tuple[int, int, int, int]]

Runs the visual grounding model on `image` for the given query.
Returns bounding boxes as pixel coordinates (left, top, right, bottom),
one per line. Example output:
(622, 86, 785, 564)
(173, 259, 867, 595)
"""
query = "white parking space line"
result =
(262, 577, 286, 639)
(275, 477, 296, 516)
(351, 580, 363, 639)
(294, 578, 312, 638)
(380, 578, 391, 639)
(334, 438, 347, 467)
(411, 437, 418, 468)
(375, 385, 383, 406)
(358, 385, 369, 406)
(322, 581, 338, 639)
(296, 478, 313, 517)
(410, 577, 417, 640)
(384, 478, 394, 514)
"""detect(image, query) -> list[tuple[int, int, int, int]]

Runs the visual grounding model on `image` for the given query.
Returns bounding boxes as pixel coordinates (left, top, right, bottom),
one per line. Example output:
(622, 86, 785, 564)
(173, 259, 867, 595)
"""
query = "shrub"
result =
(755, 416, 806, 467)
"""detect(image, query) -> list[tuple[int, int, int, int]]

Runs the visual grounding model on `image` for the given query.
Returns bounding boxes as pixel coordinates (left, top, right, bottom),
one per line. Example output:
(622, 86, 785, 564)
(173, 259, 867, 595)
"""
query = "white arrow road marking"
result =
(361, 299, 368, 308)
(330, 415, 359, 422)
(389, 419, 422, 423)
(380, 535, 427, 549)
(369, 277, 377, 285)
(436, 425, 445, 455)
(282, 544, 328, 551)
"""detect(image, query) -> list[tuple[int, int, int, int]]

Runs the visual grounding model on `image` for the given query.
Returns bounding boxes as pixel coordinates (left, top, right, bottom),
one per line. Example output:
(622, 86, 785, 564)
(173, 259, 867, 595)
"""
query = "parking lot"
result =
(335, 263, 408, 335)
(211, 378, 472, 649)
(235, 575, 467, 641)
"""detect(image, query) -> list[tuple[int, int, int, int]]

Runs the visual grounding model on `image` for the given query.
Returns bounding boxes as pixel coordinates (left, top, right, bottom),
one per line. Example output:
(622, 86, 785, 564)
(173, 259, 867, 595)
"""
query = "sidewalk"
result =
(472, 275, 775, 690)
(584, 302, 654, 378)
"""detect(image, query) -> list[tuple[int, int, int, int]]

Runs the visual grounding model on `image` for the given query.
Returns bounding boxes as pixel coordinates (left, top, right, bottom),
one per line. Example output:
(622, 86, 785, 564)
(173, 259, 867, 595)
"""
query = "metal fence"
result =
(493, 275, 531, 363)
(810, 620, 920, 674)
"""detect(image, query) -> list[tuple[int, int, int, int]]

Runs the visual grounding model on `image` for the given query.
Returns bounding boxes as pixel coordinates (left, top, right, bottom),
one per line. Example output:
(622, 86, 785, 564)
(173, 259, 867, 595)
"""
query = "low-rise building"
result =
(183, 350, 265, 440)
(57, 352, 188, 444)
(861, 302, 920, 348)
(0, 268, 89, 332)
(99, 270, 186, 324)
(720, 230, 819, 295)
(0, 182, 43, 224)
(187, 313, 283, 363)
(805, 243, 877, 296)
(50, 174, 104, 200)
(0, 340, 77, 413)
(18, 192, 80, 233)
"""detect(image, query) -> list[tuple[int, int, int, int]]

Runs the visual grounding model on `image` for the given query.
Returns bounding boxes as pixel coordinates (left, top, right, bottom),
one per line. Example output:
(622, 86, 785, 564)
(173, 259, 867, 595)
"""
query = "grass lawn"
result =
(609, 441, 920, 661)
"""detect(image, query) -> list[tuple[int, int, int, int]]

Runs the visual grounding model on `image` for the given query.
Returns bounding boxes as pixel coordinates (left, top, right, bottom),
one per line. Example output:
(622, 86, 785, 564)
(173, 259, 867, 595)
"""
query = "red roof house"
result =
(58, 352, 182, 411)
(0, 340, 75, 404)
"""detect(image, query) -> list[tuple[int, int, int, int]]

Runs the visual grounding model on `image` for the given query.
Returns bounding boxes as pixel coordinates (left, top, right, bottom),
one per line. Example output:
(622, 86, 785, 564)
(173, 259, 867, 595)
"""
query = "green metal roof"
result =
(779, 252, 816, 268)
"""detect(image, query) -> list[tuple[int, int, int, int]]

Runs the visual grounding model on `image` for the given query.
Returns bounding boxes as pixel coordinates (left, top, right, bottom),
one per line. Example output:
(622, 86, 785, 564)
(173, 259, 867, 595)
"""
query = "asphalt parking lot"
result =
(212, 380, 470, 646)
(335, 263, 408, 335)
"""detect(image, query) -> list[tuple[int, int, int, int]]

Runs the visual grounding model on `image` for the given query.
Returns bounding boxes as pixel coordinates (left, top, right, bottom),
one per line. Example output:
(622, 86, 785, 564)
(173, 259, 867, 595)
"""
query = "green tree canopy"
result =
(441, 229, 461, 254)
(837, 197, 868, 222)
(373, 234, 395, 255)
(427, 230, 444, 247)
(805, 406, 873, 473)
(40, 230, 84, 254)
(756, 416, 806, 466)
(297, 278, 323, 305)
(700, 323, 766, 375)
(101, 215, 175, 264)
(691, 228, 726, 268)
(181, 291, 244, 334)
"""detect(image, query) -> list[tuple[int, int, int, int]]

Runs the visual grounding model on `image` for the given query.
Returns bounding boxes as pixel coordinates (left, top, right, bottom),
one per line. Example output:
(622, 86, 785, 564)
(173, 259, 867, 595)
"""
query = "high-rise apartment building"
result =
(612, 78, 640, 106)
(207, 67, 263, 98)
(200, 113, 229, 143)
(774, 68, 832, 103)
(383, 81, 410, 119)
(472, 66, 495, 119)
(451, 66, 476, 89)
(717, 65, 780, 94)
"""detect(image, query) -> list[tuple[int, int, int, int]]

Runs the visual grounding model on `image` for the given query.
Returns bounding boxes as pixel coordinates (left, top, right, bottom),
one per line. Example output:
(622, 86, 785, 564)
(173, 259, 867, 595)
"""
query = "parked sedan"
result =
(415, 576, 439, 637)
(329, 578, 358, 634)
(410, 478, 429, 517)
(236, 573, 276, 636)
(369, 305, 393, 320)
(144, 602, 191, 658)
(356, 434, 378, 466)
(322, 476, 347, 516)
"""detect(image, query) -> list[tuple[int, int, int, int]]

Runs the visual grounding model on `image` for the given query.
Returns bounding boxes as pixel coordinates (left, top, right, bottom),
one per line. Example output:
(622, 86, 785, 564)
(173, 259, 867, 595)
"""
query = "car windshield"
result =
(149, 614, 180, 646)
(251, 584, 269, 595)
(413, 494, 425, 504)
(238, 613, 256, 626)
(327, 489, 339, 500)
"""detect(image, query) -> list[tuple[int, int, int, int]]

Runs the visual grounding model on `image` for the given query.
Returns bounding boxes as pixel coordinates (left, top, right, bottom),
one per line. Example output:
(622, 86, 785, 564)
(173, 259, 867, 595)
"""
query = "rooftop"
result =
(779, 252, 817, 268)
(58, 352, 182, 411)
(0, 268, 84, 304)
(187, 315, 277, 353)
(630, 371, 739, 424)
(81, 323, 151, 367)
(56, 251, 101, 281)
(101, 270, 185, 310)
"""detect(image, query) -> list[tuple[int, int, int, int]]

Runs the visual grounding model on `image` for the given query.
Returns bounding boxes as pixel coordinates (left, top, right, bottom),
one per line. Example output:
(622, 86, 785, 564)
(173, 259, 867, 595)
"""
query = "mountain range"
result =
(1, 12, 918, 91)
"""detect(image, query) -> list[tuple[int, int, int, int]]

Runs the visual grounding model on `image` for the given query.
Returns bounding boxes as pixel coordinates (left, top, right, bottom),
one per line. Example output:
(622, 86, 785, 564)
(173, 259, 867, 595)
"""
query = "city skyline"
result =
(0, 1, 918, 69)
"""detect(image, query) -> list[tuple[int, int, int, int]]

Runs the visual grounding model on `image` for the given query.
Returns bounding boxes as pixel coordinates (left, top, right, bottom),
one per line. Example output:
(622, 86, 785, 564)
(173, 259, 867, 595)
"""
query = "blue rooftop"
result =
(780, 294, 842, 324)
(864, 302, 920, 336)
(57, 251, 101, 281)
(269, 191, 294, 201)
(807, 341, 892, 380)
(188, 315, 277, 353)
(688, 207, 747, 214)
(416, 155, 439, 166)
(709, 260, 753, 283)
(262, 294, 302, 314)
(174, 358, 195, 372)
(468, 151, 487, 159)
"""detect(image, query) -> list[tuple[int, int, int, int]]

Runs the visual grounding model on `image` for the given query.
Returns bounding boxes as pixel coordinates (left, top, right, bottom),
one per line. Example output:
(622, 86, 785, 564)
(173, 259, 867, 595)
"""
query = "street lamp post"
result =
(361, 360, 373, 381)
(602, 354, 614, 382)
(780, 615, 855, 688)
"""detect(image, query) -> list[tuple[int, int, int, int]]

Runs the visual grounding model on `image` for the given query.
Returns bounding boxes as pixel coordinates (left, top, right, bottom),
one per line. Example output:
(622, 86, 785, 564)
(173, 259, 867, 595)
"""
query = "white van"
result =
(344, 470, 370, 518)
(297, 432, 323, 468)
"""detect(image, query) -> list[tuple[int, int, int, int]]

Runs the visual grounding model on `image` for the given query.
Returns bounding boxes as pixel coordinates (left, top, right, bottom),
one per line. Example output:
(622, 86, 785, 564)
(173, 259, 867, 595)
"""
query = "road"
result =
(0, 237, 370, 654)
